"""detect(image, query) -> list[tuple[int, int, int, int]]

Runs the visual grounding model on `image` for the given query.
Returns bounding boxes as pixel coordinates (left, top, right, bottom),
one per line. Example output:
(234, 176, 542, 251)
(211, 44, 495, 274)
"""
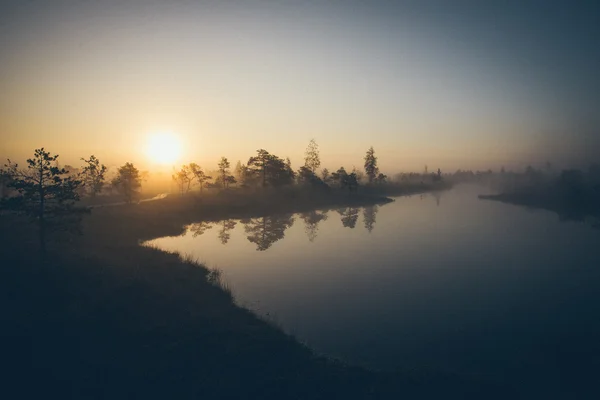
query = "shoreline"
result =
(1, 181, 513, 398)
(85, 184, 450, 245)
(478, 192, 600, 226)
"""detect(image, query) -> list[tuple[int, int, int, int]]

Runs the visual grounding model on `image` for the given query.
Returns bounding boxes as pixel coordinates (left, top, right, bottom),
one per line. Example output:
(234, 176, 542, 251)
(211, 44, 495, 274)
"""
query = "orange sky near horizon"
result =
(1, 0, 591, 174)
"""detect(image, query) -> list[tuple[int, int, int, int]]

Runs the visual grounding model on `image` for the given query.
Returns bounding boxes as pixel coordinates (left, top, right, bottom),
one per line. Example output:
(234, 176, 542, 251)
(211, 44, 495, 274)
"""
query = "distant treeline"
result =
(473, 163, 600, 226)
(0, 142, 449, 252)
(168, 140, 441, 196)
(0, 140, 449, 203)
(446, 163, 600, 195)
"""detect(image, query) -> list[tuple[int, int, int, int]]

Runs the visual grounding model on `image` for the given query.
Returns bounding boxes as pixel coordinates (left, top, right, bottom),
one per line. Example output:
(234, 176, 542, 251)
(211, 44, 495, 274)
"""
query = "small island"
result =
(478, 166, 600, 228)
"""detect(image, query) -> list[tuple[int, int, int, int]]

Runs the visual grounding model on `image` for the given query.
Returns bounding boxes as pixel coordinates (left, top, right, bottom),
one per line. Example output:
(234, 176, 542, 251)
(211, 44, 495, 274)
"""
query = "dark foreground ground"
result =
(1, 187, 514, 399)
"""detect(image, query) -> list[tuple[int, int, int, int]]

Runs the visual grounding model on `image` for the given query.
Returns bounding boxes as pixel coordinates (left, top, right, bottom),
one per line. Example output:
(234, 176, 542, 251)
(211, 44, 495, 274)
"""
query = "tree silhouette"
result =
(112, 162, 141, 203)
(321, 168, 330, 184)
(300, 210, 328, 242)
(140, 170, 150, 182)
(217, 157, 235, 189)
(1, 148, 86, 253)
(352, 166, 365, 184)
(331, 167, 348, 189)
(347, 171, 359, 193)
(247, 149, 270, 187)
(304, 139, 321, 173)
(247, 149, 294, 187)
(364, 146, 379, 183)
(217, 219, 237, 244)
(337, 207, 359, 228)
(0, 167, 13, 198)
(80, 155, 107, 197)
(189, 221, 213, 237)
(362, 205, 378, 233)
(297, 166, 327, 188)
(63, 165, 81, 177)
(224, 175, 237, 188)
(330, 167, 358, 193)
(243, 214, 294, 251)
(189, 163, 212, 193)
(235, 162, 255, 187)
(234, 161, 244, 183)
(375, 173, 387, 184)
(172, 165, 194, 195)
(284, 157, 295, 181)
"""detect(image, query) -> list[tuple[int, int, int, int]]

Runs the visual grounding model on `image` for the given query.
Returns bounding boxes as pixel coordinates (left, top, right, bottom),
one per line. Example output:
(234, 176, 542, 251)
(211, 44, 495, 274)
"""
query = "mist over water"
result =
(3, 1, 600, 398)
(147, 184, 600, 394)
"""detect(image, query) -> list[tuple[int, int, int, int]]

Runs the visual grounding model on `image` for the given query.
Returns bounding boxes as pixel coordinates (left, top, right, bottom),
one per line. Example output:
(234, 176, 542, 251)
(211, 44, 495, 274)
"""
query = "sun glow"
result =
(145, 132, 182, 165)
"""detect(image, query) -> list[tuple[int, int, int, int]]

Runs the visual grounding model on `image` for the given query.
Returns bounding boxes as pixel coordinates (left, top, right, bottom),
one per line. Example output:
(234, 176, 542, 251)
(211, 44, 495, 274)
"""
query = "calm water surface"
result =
(146, 185, 600, 395)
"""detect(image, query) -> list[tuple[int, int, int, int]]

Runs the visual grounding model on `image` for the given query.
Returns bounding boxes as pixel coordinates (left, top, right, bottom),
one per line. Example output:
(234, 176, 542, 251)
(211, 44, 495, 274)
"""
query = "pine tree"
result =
(247, 149, 294, 187)
(189, 163, 212, 193)
(364, 146, 379, 183)
(80, 155, 107, 197)
(2, 148, 86, 253)
(112, 162, 142, 203)
(217, 157, 235, 189)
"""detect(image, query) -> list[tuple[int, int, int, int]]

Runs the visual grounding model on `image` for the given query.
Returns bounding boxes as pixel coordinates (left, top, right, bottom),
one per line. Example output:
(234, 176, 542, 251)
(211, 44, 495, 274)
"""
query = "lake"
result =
(145, 184, 600, 396)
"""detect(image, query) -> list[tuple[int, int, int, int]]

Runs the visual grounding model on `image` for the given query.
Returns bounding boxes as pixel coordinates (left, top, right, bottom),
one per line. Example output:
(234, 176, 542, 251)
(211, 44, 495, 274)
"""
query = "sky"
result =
(1, 0, 599, 173)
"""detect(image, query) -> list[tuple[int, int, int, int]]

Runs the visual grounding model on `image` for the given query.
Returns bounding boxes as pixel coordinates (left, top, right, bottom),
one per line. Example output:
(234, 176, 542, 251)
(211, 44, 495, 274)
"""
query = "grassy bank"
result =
(1, 183, 513, 399)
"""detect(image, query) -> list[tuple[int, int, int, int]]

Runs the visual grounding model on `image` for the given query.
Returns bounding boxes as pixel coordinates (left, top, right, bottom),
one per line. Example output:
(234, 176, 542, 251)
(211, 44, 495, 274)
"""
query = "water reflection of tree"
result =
(362, 205, 378, 233)
(217, 219, 237, 244)
(337, 207, 360, 228)
(430, 191, 442, 206)
(243, 214, 295, 251)
(189, 221, 213, 237)
(299, 210, 328, 242)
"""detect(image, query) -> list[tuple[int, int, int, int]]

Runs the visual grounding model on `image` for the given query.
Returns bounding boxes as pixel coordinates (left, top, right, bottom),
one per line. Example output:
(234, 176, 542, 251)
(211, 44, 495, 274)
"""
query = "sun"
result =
(145, 132, 182, 165)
